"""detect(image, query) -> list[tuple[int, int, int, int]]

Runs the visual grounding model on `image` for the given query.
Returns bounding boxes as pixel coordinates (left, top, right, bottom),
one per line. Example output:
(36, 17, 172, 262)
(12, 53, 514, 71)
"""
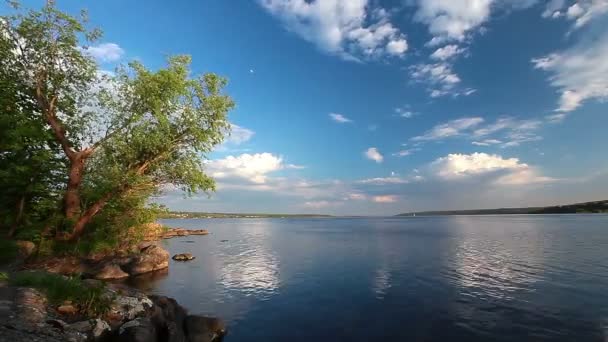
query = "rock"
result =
(15, 240, 36, 259)
(15, 287, 47, 324)
(172, 253, 195, 261)
(28, 256, 87, 276)
(109, 294, 154, 321)
(46, 318, 70, 332)
(126, 245, 169, 276)
(162, 228, 209, 239)
(82, 278, 104, 289)
(117, 317, 157, 342)
(94, 263, 129, 280)
(184, 315, 227, 342)
(148, 295, 188, 341)
(70, 318, 111, 340)
(57, 304, 78, 315)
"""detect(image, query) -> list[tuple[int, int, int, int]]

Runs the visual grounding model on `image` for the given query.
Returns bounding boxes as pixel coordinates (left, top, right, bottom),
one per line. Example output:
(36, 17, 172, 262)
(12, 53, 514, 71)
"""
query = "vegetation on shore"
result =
(8, 271, 113, 316)
(397, 200, 608, 216)
(160, 211, 333, 219)
(0, 1, 233, 257)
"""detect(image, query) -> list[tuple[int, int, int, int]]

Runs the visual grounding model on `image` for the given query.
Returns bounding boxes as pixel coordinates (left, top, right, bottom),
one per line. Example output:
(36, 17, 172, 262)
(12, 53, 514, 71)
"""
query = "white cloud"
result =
(542, 0, 608, 28)
(206, 153, 286, 184)
(395, 107, 416, 118)
(410, 62, 475, 97)
(357, 177, 409, 185)
(430, 44, 465, 60)
(430, 152, 554, 184)
(303, 200, 342, 208)
(532, 28, 608, 114)
(412, 117, 484, 141)
(472, 139, 502, 146)
(84, 43, 124, 62)
(259, 0, 408, 60)
(414, 0, 538, 43)
(329, 112, 352, 123)
(413, 116, 542, 148)
(372, 195, 399, 203)
(347, 193, 367, 200)
(364, 147, 384, 163)
(414, 0, 493, 42)
(228, 124, 255, 144)
(392, 148, 419, 157)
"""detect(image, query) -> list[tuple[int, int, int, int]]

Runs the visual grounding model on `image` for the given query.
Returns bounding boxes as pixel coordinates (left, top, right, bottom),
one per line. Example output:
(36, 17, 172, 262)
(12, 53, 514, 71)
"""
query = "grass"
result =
(0, 272, 8, 281)
(10, 271, 114, 316)
(0, 239, 18, 265)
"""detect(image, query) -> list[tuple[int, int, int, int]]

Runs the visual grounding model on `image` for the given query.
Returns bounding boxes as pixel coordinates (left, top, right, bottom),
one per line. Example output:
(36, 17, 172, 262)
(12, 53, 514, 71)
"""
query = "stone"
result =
(184, 315, 227, 342)
(148, 295, 188, 341)
(110, 294, 153, 321)
(46, 319, 70, 332)
(94, 263, 129, 280)
(69, 318, 111, 340)
(57, 304, 78, 315)
(117, 317, 157, 342)
(172, 253, 195, 261)
(126, 245, 169, 276)
(15, 287, 48, 324)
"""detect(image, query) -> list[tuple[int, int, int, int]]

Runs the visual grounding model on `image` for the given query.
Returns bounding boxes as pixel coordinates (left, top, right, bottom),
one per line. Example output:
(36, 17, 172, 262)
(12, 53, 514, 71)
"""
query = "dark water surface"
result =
(137, 215, 608, 341)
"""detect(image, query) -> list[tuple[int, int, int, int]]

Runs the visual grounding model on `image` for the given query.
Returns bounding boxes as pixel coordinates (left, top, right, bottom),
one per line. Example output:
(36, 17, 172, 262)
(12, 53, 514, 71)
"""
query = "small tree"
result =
(1, 1, 234, 241)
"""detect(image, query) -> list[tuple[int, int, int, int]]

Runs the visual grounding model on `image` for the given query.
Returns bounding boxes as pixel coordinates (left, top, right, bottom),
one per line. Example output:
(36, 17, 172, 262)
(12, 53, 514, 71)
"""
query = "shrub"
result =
(10, 271, 113, 316)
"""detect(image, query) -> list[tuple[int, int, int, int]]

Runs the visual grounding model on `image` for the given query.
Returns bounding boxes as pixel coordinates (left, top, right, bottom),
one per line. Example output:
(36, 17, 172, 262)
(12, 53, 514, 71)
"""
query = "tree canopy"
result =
(0, 1, 234, 250)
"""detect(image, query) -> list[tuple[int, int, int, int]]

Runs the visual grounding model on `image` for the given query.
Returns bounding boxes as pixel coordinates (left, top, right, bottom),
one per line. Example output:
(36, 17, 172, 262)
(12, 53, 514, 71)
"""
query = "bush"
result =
(10, 271, 114, 316)
(0, 239, 18, 264)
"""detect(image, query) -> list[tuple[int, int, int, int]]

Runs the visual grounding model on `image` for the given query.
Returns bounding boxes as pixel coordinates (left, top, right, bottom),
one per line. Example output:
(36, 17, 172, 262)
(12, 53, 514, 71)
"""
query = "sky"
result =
(14, 0, 608, 215)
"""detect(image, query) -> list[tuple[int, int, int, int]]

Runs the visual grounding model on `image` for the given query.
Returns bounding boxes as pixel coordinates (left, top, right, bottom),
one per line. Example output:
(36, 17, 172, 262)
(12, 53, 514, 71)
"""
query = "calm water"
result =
(134, 215, 608, 341)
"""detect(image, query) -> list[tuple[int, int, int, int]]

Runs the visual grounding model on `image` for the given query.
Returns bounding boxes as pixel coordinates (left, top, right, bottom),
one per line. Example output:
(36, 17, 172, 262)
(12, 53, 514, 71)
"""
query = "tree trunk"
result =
(7, 196, 25, 237)
(64, 155, 85, 221)
(66, 191, 114, 241)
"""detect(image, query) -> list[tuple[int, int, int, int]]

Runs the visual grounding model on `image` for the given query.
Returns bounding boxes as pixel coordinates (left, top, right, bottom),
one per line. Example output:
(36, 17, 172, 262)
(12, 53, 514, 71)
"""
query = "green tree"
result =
(1, 1, 234, 242)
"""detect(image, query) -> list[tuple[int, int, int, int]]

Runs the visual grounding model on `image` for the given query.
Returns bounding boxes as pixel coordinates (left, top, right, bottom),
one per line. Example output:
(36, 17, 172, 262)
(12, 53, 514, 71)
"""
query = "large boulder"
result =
(149, 295, 188, 341)
(184, 315, 227, 342)
(109, 294, 154, 322)
(94, 263, 129, 280)
(126, 245, 169, 276)
(117, 317, 157, 342)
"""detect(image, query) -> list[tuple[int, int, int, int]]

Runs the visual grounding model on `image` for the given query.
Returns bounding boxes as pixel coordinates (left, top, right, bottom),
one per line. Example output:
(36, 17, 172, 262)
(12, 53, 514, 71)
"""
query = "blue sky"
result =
(17, 0, 608, 215)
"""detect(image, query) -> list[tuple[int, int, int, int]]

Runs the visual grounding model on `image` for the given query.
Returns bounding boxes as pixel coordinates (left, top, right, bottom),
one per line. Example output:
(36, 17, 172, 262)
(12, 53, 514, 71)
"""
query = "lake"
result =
(134, 215, 608, 341)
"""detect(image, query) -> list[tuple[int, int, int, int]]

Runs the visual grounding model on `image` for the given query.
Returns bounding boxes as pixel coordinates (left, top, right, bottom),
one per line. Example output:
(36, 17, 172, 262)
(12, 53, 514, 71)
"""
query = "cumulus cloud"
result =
(412, 117, 484, 141)
(84, 43, 124, 62)
(532, 24, 608, 114)
(364, 147, 384, 163)
(542, 0, 608, 28)
(329, 112, 352, 123)
(430, 152, 554, 185)
(413, 0, 538, 44)
(259, 0, 408, 60)
(206, 153, 286, 184)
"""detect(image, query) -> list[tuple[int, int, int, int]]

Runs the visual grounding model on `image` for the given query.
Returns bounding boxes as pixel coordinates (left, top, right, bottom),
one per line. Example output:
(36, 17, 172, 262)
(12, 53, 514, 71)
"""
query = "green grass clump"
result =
(0, 239, 18, 264)
(10, 271, 113, 316)
(0, 272, 8, 281)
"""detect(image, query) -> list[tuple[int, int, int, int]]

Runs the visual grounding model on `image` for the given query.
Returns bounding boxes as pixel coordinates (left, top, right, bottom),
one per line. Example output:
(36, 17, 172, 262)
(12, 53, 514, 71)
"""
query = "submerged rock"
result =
(172, 253, 195, 261)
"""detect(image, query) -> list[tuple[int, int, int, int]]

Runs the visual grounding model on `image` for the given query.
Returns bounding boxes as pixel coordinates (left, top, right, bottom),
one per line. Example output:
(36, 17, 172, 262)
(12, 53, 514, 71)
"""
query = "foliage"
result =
(0, 239, 18, 264)
(0, 272, 8, 281)
(0, 1, 234, 250)
(10, 271, 113, 316)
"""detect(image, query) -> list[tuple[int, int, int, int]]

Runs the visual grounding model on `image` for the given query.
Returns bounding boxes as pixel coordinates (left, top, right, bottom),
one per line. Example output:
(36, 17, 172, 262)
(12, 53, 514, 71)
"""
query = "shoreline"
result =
(1, 225, 223, 342)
